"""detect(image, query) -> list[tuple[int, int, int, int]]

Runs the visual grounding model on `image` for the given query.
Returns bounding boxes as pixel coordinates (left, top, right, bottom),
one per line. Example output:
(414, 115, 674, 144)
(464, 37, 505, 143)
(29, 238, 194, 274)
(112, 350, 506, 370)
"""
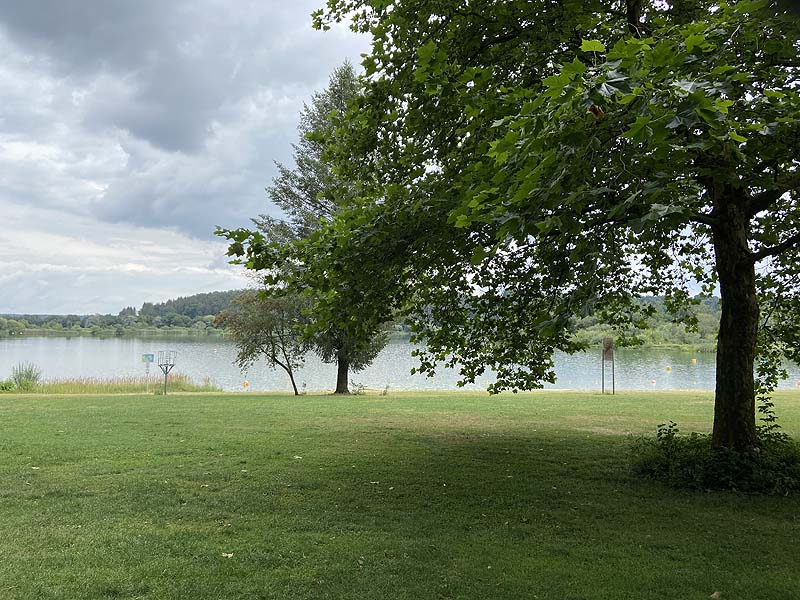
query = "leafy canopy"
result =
(228, 0, 799, 406)
(292, 0, 800, 393)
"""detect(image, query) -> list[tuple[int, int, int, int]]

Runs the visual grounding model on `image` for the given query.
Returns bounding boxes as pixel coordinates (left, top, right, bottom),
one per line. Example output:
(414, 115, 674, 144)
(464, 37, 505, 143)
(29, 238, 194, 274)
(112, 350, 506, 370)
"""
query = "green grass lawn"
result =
(1, 390, 799, 599)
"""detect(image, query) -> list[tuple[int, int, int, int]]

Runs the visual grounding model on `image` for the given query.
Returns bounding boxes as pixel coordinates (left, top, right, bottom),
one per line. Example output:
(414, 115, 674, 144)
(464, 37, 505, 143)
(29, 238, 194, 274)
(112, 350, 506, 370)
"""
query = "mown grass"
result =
(0, 390, 798, 599)
(5, 373, 221, 394)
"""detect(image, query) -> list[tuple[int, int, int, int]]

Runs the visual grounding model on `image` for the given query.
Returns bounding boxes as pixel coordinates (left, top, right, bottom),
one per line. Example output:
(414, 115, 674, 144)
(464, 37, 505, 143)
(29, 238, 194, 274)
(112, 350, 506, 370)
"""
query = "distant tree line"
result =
(573, 296, 721, 351)
(0, 293, 722, 347)
(139, 290, 240, 319)
(0, 290, 243, 337)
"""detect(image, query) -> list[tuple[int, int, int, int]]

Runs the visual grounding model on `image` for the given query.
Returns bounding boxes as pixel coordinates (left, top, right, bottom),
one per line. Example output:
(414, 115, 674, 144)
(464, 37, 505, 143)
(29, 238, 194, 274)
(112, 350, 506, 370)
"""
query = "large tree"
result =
(223, 62, 386, 394)
(226, 0, 799, 449)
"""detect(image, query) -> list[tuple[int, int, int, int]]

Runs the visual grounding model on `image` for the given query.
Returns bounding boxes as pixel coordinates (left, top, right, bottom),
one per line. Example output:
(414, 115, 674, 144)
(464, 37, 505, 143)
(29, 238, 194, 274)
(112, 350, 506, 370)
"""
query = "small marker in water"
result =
(665, 366, 672, 372)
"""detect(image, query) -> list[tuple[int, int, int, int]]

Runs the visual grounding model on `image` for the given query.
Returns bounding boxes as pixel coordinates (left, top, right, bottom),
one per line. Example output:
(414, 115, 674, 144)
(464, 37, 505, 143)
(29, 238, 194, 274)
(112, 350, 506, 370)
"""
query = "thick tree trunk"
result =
(335, 352, 350, 394)
(711, 191, 759, 451)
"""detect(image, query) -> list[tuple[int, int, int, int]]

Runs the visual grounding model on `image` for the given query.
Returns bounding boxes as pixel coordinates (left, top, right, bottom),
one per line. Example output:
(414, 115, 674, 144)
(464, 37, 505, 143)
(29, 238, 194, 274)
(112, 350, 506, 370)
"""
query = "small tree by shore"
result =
(216, 291, 309, 395)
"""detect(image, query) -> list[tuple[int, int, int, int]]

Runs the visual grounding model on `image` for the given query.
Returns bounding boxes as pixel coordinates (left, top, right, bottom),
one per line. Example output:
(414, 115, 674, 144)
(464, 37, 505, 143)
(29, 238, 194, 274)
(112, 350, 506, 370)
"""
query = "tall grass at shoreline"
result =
(20, 373, 221, 394)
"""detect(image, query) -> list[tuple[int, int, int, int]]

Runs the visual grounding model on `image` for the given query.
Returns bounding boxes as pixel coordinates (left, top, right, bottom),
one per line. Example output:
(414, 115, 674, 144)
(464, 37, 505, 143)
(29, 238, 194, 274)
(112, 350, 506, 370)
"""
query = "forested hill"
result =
(138, 290, 241, 319)
(1, 290, 244, 336)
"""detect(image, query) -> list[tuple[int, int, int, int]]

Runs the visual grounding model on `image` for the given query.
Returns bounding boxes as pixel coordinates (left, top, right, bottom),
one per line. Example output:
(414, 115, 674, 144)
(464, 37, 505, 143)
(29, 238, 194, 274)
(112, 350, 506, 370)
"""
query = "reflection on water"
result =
(1, 336, 798, 393)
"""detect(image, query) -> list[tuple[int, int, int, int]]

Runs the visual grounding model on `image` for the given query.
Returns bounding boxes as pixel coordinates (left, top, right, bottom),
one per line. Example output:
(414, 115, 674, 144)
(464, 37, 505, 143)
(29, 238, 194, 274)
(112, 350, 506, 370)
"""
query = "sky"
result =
(0, 0, 369, 315)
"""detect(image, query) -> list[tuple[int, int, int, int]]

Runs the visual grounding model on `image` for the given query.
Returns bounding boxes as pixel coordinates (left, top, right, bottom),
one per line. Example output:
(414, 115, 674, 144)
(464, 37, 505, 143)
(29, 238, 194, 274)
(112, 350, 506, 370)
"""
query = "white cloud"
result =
(0, 198, 249, 313)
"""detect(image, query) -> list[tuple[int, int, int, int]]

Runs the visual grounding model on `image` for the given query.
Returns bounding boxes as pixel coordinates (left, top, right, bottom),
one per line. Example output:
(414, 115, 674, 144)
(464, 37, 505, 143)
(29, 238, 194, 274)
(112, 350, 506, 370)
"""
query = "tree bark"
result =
(625, 0, 643, 36)
(335, 351, 350, 394)
(710, 188, 759, 451)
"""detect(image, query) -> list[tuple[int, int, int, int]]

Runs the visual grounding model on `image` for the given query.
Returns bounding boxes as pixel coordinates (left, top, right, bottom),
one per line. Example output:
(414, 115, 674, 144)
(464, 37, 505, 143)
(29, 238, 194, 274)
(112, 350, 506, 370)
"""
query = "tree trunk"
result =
(710, 189, 759, 451)
(287, 368, 299, 396)
(335, 351, 350, 394)
(276, 361, 300, 395)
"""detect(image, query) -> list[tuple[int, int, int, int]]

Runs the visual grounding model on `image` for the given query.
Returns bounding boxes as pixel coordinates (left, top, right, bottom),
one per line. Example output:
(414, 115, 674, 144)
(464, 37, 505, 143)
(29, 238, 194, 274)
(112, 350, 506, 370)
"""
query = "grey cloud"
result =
(0, 0, 365, 154)
(0, 2, 366, 312)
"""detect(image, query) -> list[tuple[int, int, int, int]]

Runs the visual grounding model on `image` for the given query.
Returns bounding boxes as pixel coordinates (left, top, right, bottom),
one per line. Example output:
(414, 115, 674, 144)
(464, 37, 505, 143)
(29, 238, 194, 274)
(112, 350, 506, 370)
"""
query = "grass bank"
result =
(1, 391, 798, 599)
(2, 374, 221, 394)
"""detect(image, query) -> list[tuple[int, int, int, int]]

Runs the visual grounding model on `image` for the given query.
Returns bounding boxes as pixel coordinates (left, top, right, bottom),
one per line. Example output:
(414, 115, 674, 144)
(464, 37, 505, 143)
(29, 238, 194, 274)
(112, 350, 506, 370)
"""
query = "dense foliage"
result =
(139, 290, 240, 319)
(220, 0, 800, 451)
(574, 295, 721, 350)
(221, 63, 387, 393)
(631, 421, 800, 494)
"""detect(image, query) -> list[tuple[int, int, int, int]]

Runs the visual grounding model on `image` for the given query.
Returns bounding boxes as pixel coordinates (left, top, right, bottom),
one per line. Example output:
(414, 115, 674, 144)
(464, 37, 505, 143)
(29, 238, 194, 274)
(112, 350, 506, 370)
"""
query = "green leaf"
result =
(562, 59, 587, 76)
(543, 72, 571, 92)
(417, 40, 436, 63)
(695, 107, 720, 125)
(684, 33, 706, 53)
(580, 39, 606, 53)
(728, 130, 747, 143)
(621, 116, 651, 140)
(470, 246, 489, 265)
(453, 214, 472, 228)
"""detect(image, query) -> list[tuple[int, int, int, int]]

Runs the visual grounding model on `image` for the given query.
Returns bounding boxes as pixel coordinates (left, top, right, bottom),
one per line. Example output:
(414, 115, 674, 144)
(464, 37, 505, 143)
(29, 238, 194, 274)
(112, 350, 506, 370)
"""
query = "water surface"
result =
(1, 335, 798, 393)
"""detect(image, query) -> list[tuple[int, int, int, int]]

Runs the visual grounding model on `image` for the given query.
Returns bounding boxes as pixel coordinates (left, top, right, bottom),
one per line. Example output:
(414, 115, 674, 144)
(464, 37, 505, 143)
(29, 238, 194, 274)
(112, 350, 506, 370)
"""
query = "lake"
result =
(1, 335, 799, 393)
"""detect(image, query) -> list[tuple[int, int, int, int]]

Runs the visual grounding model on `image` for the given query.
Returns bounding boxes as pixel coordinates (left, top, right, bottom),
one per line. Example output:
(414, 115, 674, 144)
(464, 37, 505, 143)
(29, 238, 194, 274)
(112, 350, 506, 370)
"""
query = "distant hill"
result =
(139, 290, 242, 319)
(0, 289, 245, 336)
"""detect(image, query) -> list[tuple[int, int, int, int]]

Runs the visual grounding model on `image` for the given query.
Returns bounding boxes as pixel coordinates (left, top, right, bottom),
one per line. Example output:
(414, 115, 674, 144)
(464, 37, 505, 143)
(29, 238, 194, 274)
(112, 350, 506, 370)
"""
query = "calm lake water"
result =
(1, 335, 799, 393)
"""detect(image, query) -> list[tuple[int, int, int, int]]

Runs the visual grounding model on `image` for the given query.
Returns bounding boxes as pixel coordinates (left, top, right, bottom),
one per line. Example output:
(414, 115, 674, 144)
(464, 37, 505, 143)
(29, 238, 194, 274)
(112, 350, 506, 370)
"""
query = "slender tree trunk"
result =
(287, 368, 299, 396)
(276, 361, 300, 395)
(710, 188, 759, 451)
(335, 350, 350, 394)
(279, 343, 299, 396)
(625, 0, 643, 36)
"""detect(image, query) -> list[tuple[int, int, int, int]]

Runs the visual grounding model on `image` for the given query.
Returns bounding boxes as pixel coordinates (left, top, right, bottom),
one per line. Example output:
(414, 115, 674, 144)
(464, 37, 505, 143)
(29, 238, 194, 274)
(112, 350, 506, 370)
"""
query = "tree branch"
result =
(689, 212, 719, 227)
(752, 231, 800, 261)
(747, 189, 784, 216)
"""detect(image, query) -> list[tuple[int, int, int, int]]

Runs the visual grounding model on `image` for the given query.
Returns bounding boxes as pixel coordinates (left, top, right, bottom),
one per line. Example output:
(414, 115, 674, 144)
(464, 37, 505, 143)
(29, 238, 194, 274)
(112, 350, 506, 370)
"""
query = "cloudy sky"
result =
(0, 0, 368, 314)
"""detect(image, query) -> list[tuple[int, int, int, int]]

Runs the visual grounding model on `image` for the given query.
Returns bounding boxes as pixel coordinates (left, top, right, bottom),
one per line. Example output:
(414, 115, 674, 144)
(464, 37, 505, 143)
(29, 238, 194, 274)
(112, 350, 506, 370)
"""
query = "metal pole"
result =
(601, 347, 605, 394)
(612, 351, 615, 395)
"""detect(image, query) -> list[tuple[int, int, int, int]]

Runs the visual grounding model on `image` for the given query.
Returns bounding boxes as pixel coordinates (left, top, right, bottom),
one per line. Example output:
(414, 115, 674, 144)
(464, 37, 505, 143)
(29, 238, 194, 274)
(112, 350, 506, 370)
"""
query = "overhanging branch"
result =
(747, 190, 784, 216)
(752, 231, 800, 261)
(689, 212, 719, 227)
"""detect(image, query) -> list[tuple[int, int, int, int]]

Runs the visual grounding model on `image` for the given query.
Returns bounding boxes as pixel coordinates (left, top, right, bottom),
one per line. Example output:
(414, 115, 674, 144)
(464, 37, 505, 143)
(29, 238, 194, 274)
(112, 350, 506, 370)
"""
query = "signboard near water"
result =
(141, 353, 155, 389)
(601, 337, 615, 395)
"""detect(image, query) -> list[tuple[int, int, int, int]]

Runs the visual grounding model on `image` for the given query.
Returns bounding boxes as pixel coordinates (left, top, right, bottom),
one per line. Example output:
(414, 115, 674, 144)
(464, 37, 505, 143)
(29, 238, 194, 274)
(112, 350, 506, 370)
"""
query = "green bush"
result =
(11, 362, 42, 392)
(630, 422, 800, 495)
(0, 379, 14, 392)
